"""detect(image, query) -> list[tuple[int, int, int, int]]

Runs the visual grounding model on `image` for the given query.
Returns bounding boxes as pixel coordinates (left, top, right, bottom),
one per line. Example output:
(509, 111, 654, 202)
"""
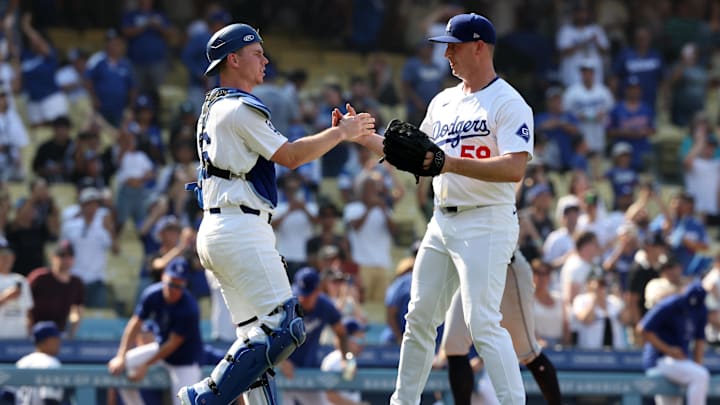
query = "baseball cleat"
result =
(177, 386, 197, 405)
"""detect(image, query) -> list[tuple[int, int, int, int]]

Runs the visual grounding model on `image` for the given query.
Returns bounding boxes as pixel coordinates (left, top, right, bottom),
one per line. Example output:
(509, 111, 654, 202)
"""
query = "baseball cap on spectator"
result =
(579, 59, 595, 70)
(52, 116, 71, 128)
(164, 257, 190, 281)
(32, 321, 61, 343)
(429, 13, 496, 44)
(67, 47, 88, 62)
(561, 197, 581, 215)
(318, 245, 340, 261)
(626, 75, 641, 87)
(584, 191, 599, 206)
(611, 142, 633, 158)
(135, 94, 155, 110)
(292, 267, 320, 297)
(525, 183, 551, 204)
(154, 215, 181, 241)
(54, 240, 74, 257)
(105, 28, 121, 41)
(343, 318, 369, 336)
(78, 187, 102, 204)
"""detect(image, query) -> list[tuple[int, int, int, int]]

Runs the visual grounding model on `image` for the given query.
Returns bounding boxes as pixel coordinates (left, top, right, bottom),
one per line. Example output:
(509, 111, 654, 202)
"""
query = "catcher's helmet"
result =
(205, 23, 262, 76)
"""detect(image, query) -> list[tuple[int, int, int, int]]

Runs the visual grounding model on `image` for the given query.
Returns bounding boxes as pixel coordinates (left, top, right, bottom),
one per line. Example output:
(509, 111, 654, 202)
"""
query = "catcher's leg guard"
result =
(177, 298, 305, 405)
(242, 371, 279, 405)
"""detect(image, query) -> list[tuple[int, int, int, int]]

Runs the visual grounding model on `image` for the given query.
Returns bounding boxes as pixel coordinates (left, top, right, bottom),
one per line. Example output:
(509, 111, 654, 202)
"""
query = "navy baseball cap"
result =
(164, 257, 190, 281)
(429, 13, 496, 44)
(293, 267, 320, 297)
(32, 321, 61, 343)
(343, 318, 369, 336)
(205, 23, 263, 76)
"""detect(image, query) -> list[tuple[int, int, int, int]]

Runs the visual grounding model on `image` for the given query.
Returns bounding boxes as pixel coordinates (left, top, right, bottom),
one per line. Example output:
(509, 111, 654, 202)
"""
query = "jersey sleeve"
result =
(495, 99, 534, 159)
(233, 104, 288, 160)
(170, 301, 200, 338)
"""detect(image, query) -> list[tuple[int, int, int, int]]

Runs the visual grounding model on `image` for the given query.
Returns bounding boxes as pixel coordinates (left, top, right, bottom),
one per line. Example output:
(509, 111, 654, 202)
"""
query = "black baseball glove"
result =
(382, 119, 445, 183)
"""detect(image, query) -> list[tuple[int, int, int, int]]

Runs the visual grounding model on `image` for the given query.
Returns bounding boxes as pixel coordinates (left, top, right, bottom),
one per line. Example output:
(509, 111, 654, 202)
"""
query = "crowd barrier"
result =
(3, 339, 720, 372)
(3, 364, 719, 405)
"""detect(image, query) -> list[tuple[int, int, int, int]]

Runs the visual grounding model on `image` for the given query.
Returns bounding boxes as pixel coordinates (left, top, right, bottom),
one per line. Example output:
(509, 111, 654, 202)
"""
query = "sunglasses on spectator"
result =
(57, 253, 74, 258)
(164, 281, 185, 290)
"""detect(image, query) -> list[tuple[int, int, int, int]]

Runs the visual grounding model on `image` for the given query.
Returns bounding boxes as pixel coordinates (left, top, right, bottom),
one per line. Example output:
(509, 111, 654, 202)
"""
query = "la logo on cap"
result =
(446, 21, 452, 32)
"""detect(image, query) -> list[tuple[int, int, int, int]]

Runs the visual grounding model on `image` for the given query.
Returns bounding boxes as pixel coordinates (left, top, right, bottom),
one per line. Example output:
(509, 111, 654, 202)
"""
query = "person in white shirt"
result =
(114, 129, 155, 231)
(682, 131, 720, 226)
(543, 200, 581, 271)
(60, 187, 116, 308)
(571, 275, 626, 349)
(272, 172, 318, 280)
(556, 3, 610, 87)
(562, 61, 614, 174)
(560, 231, 602, 309)
(321, 318, 369, 405)
(15, 321, 64, 405)
(0, 243, 33, 338)
(343, 174, 395, 316)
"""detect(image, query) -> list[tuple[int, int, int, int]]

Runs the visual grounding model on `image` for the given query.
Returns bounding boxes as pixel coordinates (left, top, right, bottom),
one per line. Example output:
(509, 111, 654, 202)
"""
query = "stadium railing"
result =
(3, 364, 714, 405)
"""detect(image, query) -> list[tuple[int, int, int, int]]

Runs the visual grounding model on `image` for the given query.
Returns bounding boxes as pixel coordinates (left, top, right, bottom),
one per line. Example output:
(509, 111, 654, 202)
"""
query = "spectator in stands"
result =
(702, 252, 720, 344)
(128, 94, 165, 166)
(6, 178, 59, 276)
(27, 240, 84, 338)
(15, 321, 64, 405)
(181, 7, 229, 115)
(645, 258, 686, 311)
(169, 101, 198, 151)
(543, 199, 581, 271)
(604, 142, 640, 210)
(67, 128, 104, 186)
(518, 183, 555, 263)
(679, 111, 720, 160)
(626, 181, 671, 243)
(280, 267, 349, 405)
(139, 213, 185, 292)
(344, 174, 396, 318)
(0, 88, 29, 182)
(602, 223, 641, 292)
(682, 129, 720, 231)
(338, 144, 405, 205)
(283, 68, 308, 108)
(611, 26, 663, 115)
(55, 47, 91, 124)
(653, 192, 710, 276)
(668, 42, 709, 127)
(108, 257, 203, 405)
(0, 241, 32, 338)
(532, 259, 568, 348)
(556, 2, 610, 87)
(113, 129, 154, 232)
(606, 77, 655, 172)
(401, 41, 444, 126)
(534, 86, 581, 173)
(577, 191, 614, 252)
(314, 82, 350, 178)
(560, 231, 602, 309)
(555, 170, 607, 224)
(516, 158, 557, 211)
(32, 116, 73, 183)
(562, 60, 614, 178)
(572, 274, 627, 349)
(85, 29, 136, 128)
(120, 0, 174, 95)
(321, 318, 368, 405)
(422, 4, 464, 75)
(321, 262, 366, 324)
(272, 172, 318, 280)
(381, 256, 414, 345)
(306, 202, 351, 271)
(347, 76, 382, 129)
(638, 282, 710, 405)
(253, 62, 299, 137)
(367, 53, 399, 107)
(60, 187, 116, 308)
(19, 13, 69, 128)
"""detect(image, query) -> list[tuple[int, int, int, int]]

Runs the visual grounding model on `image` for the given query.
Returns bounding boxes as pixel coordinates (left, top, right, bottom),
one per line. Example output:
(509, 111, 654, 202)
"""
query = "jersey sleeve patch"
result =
(515, 123, 530, 143)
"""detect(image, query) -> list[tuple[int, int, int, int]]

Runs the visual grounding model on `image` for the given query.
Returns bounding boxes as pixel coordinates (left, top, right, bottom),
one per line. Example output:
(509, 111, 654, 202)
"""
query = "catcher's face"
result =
(228, 43, 269, 87)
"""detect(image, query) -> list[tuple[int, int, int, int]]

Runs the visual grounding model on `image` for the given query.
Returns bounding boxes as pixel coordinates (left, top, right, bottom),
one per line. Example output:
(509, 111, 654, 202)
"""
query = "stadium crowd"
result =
(1, 0, 720, 403)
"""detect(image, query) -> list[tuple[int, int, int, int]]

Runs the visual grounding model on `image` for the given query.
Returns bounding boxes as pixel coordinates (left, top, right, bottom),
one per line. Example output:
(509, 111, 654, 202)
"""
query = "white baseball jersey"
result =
(420, 79, 534, 208)
(15, 352, 63, 405)
(197, 96, 287, 212)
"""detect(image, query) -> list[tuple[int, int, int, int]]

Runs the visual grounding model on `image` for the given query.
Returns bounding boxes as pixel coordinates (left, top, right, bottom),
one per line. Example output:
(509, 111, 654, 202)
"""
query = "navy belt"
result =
(207, 205, 272, 224)
(237, 305, 283, 327)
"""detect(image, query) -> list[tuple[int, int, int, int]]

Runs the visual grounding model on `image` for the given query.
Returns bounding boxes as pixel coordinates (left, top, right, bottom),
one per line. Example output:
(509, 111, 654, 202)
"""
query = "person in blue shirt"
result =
(638, 281, 709, 405)
(534, 86, 581, 172)
(612, 27, 663, 116)
(651, 192, 710, 275)
(19, 13, 69, 127)
(121, 0, 174, 94)
(279, 267, 349, 405)
(181, 7, 230, 115)
(604, 142, 639, 209)
(606, 77, 655, 171)
(381, 256, 414, 344)
(85, 29, 137, 128)
(108, 257, 203, 405)
(401, 42, 444, 126)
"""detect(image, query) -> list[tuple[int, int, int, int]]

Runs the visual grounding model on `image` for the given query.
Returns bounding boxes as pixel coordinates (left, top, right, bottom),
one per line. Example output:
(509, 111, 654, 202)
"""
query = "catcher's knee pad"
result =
(242, 371, 279, 405)
(178, 298, 305, 405)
